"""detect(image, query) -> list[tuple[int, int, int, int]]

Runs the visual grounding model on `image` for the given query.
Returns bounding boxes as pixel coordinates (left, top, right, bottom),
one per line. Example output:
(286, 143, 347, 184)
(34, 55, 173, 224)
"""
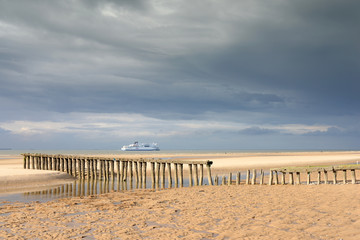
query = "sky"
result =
(0, 0, 359, 150)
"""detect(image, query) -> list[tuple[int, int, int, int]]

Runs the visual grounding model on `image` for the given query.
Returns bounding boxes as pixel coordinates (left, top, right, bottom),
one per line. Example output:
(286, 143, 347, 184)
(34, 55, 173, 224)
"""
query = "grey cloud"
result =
(0, 0, 359, 149)
(238, 127, 277, 135)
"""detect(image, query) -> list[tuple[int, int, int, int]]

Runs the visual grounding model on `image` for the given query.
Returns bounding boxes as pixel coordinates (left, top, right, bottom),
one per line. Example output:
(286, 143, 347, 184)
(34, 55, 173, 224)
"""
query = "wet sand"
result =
(1, 151, 360, 239)
(1, 185, 360, 239)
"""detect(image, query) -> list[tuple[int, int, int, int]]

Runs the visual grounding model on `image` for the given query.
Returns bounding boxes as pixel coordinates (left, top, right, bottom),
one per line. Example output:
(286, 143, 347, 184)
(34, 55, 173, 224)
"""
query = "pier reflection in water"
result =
(23, 177, 192, 201)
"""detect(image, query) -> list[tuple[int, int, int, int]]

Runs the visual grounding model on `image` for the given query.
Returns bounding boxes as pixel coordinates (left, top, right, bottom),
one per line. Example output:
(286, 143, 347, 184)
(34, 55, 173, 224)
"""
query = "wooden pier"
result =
(22, 153, 213, 189)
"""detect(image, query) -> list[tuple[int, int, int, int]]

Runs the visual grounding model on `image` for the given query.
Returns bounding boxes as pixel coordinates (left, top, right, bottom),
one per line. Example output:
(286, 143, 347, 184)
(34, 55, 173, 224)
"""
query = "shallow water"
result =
(0, 177, 201, 203)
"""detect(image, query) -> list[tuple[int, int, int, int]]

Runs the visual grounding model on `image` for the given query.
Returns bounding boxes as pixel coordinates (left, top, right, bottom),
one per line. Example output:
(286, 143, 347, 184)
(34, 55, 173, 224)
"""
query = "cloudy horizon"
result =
(0, 0, 359, 150)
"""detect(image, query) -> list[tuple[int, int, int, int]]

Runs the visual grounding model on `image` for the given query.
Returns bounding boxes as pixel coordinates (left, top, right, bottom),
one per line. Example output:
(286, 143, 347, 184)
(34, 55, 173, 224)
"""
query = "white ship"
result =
(121, 141, 160, 151)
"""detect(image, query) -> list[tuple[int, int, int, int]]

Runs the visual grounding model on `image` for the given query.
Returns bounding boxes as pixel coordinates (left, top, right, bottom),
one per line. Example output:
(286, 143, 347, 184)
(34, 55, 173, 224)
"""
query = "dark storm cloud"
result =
(0, 0, 359, 149)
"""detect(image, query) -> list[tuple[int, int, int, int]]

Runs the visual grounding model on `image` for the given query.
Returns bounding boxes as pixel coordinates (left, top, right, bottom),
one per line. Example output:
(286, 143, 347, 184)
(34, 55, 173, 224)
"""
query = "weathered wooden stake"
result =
(174, 163, 179, 187)
(260, 170, 264, 185)
(222, 175, 226, 185)
(280, 171, 285, 185)
(188, 164, 193, 187)
(176, 164, 182, 187)
(333, 170, 337, 184)
(111, 160, 115, 180)
(134, 161, 139, 187)
(82, 158, 86, 179)
(251, 169, 257, 185)
(246, 170, 250, 185)
(200, 164, 204, 186)
(156, 162, 161, 189)
(317, 171, 321, 185)
(289, 172, 294, 185)
(324, 170, 328, 184)
(343, 170, 347, 184)
(268, 171, 273, 185)
(296, 172, 301, 185)
(151, 162, 156, 189)
(215, 175, 219, 185)
(167, 163, 172, 188)
(228, 173, 232, 186)
(138, 162, 143, 186)
(206, 162, 213, 186)
(194, 164, 199, 186)
(87, 158, 90, 179)
(129, 161, 133, 188)
(307, 172, 311, 185)
(236, 172, 241, 185)
(351, 169, 356, 184)
(143, 162, 147, 189)
(161, 163, 166, 188)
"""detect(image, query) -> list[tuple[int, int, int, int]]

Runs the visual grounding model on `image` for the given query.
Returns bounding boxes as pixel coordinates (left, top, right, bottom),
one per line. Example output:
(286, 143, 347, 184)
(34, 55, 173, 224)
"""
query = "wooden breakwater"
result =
(21, 153, 214, 189)
(214, 164, 360, 186)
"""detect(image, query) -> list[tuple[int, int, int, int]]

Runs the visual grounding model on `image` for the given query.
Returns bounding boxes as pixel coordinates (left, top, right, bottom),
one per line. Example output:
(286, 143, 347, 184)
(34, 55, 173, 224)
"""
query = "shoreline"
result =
(1, 151, 360, 194)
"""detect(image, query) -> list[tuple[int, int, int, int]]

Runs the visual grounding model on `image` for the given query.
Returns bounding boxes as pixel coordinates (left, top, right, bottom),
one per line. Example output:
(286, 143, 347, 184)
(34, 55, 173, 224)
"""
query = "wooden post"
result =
(139, 162, 143, 186)
(222, 175, 226, 185)
(194, 164, 199, 186)
(200, 164, 204, 186)
(134, 161, 139, 188)
(174, 163, 179, 187)
(151, 162, 156, 189)
(87, 158, 90, 179)
(179, 164, 184, 187)
(268, 171, 273, 185)
(129, 161, 133, 188)
(82, 158, 86, 179)
(228, 173, 232, 186)
(161, 163, 166, 188)
(23, 155, 27, 169)
(94, 159, 98, 180)
(116, 160, 120, 181)
(280, 171, 285, 185)
(156, 162, 161, 189)
(343, 170, 347, 184)
(69, 157, 73, 176)
(78, 158, 82, 179)
(206, 161, 213, 186)
(110, 159, 115, 180)
(260, 170, 264, 185)
(236, 172, 241, 185)
(307, 172, 311, 185)
(124, 161, 128, 182)
(351, 169, 356, 184)
(324, 170, 328, 184)
(188, 164, 193, 187)
(246, 170, 250, 185)
(296, 172, 301, 185)
(120, 161, 125, 182)
(333, 170, 337, 184)
(167, 163, 172, 188)
(289, 172, 294, 185)
(60, 156, 64, 172)
(31, 155, 35, 169)
(215, 175, 219, 185)
(99, 159, 103, 180)
(143, 162, 147, 189)
(251, 169, 256, 185)
(274, 171, 278, 185)
(317, 171, 321, 185)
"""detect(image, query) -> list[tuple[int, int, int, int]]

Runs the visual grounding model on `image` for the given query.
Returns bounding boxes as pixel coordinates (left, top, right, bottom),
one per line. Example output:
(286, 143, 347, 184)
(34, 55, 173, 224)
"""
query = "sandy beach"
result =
(1, 151, 360, 239)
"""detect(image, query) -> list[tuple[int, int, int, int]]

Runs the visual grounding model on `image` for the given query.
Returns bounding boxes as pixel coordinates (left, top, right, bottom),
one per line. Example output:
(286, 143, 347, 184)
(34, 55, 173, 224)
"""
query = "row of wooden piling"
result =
(215, 165, 360, 186)
(22, 154, 214, 189)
